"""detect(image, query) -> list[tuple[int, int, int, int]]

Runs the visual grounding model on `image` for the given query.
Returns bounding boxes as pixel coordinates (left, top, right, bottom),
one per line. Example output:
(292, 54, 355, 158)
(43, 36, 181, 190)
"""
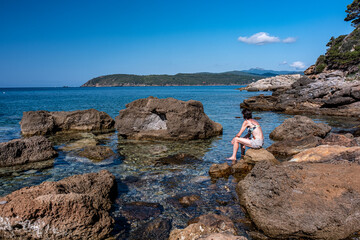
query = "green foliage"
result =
(315, 63, 326, 73)
(82, 72, 263, 87)
(345, 0, 360, 27)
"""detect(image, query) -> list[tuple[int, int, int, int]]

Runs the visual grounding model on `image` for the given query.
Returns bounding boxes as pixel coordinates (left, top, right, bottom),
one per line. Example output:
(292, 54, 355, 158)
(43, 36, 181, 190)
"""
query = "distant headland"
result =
(81, 69, 303, 87)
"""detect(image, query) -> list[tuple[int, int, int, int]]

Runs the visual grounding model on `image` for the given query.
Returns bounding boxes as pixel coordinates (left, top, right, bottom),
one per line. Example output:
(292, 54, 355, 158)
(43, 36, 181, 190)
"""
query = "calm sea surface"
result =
(0, 86, 359, 233)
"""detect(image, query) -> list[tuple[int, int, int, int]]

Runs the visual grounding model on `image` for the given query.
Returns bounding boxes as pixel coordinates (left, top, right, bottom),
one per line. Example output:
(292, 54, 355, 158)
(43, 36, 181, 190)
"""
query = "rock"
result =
(199, 233, 248, 240)
(155, 153, 201, 165)
(238, 74, 301, 91)
(118, 201, 163, 221)
(209, 163, 231, 178)
(269, 115, 331, 141)
(129, 217, 172, 240)
(289, 145, 360, 164)
(168, 213, 238, 240)
(178, 194, 201, 207)
(304, 65, 316, 75)
(0, 170, 116, 239)
(0, 159, 54, 178)
(237, 161, 360, 239)
(267, 135, 322, 159)
(0, 136, 57, 167)
(231, 160, 253, 175)
(115, 97, 223, 140)
(242, 148, 279, 165)
(320, 133, 358, 147)
(20, 109, 115, 136)
(78, 145, 115, 161)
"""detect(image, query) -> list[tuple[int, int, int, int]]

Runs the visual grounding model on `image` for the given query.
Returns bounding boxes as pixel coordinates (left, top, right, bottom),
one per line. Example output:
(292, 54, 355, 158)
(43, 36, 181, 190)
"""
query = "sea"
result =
(0, 86, 359, 235)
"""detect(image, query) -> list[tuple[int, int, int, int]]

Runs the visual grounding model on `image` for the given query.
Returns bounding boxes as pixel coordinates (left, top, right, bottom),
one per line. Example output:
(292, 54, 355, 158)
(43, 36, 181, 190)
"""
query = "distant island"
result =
(81, 69, 303, 87)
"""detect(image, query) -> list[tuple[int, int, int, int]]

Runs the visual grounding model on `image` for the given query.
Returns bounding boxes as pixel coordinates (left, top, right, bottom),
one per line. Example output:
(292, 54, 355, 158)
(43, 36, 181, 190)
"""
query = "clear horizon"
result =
(0, 0, 354, 87)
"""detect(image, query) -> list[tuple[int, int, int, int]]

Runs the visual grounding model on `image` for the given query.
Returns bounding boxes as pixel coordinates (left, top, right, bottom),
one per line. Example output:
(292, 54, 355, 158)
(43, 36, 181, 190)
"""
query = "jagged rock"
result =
(20, 109, 115, 136)
(289, 145, 360, 164)
(238, 74, 301, 91)
(168, 213, 238, 240)
(128, 217, 172, 240)
(78, 145, 115, 161)
(115, 97, 222, 140)
(0, 136, 57, 167)
(209, 162, 231, 178)
(243, 148, 279, 165)
(231, 160, 253, 175)
(237, 161, 360, 239)
(0, 170, 116, 239)
(267, 136, 322, 159)
(269, 115, 331, 141)
(320, 133, 358, 147)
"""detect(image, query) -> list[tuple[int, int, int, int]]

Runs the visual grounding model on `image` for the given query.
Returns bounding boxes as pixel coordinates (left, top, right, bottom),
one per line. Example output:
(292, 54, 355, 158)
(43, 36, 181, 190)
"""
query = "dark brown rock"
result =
(321, 133, 358, 147)
(178, 194, 201, 207)
(169, 213, 238, 240)
(237, 161, 360, 239)
(0, 136, 57, 167)
(78, 145, 115, 161)
(0, 170, 116, 239)
(118, 201, 163, 221)
(209, 162, 231, 178)
(115, 97, 222, 140)
(129, 217, 172, 240)
(20, 109, 115, 136)
(231, 160, 253, 175)
(269, 115, 331, 141)
(155, 153, 201, 165)
(267, 135, 322, 159)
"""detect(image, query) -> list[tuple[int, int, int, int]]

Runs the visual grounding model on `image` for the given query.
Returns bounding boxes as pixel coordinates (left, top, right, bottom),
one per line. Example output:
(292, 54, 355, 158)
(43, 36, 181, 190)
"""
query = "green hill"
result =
(81, 72, 263, 87)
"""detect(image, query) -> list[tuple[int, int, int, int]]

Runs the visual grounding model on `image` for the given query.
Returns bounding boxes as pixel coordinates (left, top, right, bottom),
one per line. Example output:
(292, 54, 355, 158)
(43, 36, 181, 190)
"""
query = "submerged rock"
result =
(78, 145, 116, 161)
(0, 136, 57, 167)
(269, 115, 331, 141)
(168, 213, 239, 240)
(115, 96, 222, 140)
(118, 201, 163, 221)
(128, 217, 172, 240)
(155, 153, 201, 166)
(20, 109, 115, 136)
(237, 161, 360, 239)
(0, 170, 116, 239)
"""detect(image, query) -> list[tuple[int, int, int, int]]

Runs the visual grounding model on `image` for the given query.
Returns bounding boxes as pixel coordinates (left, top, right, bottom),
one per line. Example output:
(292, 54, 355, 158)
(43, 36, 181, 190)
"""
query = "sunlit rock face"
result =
(115, 96, 223, 140)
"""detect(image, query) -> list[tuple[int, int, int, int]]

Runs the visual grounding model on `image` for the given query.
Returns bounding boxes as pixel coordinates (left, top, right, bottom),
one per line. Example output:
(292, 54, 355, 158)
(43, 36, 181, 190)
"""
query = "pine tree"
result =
(345, 0, 360, 27)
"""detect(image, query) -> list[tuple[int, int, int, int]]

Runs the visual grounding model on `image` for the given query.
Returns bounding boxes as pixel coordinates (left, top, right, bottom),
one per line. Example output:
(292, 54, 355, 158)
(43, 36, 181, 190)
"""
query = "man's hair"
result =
(241, 108, 252, 120)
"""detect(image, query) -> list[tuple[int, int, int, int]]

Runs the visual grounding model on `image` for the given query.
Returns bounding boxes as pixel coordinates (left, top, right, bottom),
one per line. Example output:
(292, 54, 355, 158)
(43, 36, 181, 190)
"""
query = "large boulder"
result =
(0, 136, 57, 167)
(267, 135, 322, 159)
(0, 170, 116, 239)
(238, 74, 301, 91)
(269, 115, 331, 141)
(168, 213, 239, 240)
(242, 148, 279, 165)
(115, 97, 222, 140)
(289, 145, 360, 164)
(237, 161, 360, 239)
(20, 109, 115, 136)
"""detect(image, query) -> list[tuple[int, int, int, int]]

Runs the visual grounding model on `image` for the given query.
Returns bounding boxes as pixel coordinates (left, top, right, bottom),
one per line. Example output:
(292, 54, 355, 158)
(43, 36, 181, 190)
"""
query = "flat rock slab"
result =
(78, 145, 116, 161)
(237, 161, 360, 239)
(0, 170, 116, 239)
(20, 109, 115, 136)
(0, 136, 57, 167)
(269, 115, 331, 141)
(115, 96, 223, 140)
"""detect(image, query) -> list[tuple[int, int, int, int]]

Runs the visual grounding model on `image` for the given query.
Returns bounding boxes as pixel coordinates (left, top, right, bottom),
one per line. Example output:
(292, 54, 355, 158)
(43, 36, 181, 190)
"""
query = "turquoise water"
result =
(0, 86, 359, 235)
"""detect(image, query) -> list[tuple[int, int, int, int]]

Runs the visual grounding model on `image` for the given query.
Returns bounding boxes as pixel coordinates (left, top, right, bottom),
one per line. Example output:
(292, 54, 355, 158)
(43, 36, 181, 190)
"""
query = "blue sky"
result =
(0, 0, 354, 87)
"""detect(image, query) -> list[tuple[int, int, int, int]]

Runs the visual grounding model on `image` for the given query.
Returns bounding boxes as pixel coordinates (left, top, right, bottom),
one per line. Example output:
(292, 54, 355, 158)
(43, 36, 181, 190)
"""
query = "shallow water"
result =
(1, 86, 359, 236)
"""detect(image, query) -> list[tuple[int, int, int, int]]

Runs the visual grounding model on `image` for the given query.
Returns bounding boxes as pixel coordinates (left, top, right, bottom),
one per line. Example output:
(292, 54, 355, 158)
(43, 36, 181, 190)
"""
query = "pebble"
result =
(0, 201, 7, 205)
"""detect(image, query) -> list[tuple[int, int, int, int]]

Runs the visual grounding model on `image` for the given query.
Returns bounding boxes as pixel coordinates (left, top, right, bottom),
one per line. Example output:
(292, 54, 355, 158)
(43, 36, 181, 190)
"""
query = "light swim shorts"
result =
(250, 138, 264, 148)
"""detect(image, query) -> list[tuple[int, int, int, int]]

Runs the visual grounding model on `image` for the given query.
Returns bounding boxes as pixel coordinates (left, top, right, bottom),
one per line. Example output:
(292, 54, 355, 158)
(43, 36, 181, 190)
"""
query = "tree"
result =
(345, 0, 360, 27)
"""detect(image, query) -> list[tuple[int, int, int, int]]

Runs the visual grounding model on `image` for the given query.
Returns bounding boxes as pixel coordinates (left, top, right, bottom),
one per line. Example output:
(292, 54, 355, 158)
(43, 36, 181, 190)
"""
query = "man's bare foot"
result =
(226, 157, 236, 161)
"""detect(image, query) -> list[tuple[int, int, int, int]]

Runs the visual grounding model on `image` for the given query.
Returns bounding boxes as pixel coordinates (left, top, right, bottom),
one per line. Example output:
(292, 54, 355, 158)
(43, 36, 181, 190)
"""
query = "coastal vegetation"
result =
(81, 72, 264, 87)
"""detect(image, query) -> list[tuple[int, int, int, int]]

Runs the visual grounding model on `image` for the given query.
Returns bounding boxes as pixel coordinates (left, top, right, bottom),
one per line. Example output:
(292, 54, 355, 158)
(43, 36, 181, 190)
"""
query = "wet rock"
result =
(155, 153, 201, 165)
(199, 233, 248, 240)
(78, 145, 116, 161)
(289, 145, 360, 164)
(0, 159, 54, 177)
(231, 160, 253, 175)
(0, 170, 116, 239)
(128, 217, 172, 240)
(60, 138, 98, 151)
(115, 96, 222, 140)
(169, 213, 238, 240)
(267, 135, 322, 159)
(209, 162, 231, 178)
(243, 148, 279, 165)
(178, 194, 201, 207)
(118, 201, 163, 221)
(269, 115, 331, 141)
(238, 74, 301, 91)
(0, 136, 57, 167)
(20, 109, 115, 136)
(320, 133, 358, 147)
(237, 161, 360, 239)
